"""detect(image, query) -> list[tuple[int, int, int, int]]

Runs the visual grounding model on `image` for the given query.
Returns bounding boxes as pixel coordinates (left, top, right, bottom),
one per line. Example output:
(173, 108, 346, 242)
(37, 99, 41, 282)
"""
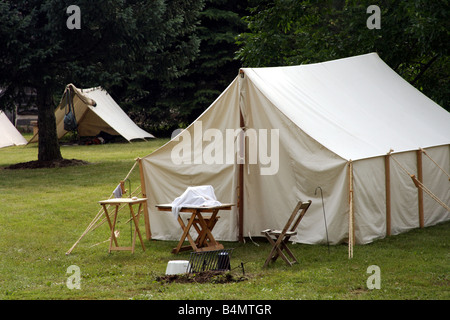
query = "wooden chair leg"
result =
(263, 231, 278, 267)
(275, 242, 293, 266)
(261, 201, 311, 267)
(280, 238, 297, 264)
(263, 233, 298, 267)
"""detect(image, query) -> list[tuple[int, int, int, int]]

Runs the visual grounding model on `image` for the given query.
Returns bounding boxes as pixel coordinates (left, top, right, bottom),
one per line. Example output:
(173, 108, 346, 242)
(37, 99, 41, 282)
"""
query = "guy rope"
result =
(387, 149, 450, 212)
(419, 148, 450, 181)
(66, 160, 141, 255)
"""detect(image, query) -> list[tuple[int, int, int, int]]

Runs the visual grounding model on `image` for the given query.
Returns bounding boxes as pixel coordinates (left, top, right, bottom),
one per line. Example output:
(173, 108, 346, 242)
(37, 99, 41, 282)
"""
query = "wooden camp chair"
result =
(261, 200, 312, 267)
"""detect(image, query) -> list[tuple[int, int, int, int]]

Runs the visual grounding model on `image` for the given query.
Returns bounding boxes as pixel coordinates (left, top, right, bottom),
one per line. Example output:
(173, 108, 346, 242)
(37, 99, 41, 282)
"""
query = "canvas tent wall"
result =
(0, 111, 28, 148)
(138, 53, 450, 248)
(29, 84, 154, 143)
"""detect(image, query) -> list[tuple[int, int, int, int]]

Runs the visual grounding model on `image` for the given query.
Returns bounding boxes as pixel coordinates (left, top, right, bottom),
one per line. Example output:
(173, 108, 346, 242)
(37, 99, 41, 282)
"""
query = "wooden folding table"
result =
(156, 203, 234, 254)
(99, 198, 147, 253)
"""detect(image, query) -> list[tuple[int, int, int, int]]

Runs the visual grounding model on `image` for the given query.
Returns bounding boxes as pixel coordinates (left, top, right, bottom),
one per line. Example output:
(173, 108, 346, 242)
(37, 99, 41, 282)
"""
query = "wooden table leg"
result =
(109, 205, 120, 253)
(173, 213, 198, 254)
(190, 216, 219, 247)
(129, 203, 145, 252)
(196, 209, 220, 248)
(102, 204, 120, 253)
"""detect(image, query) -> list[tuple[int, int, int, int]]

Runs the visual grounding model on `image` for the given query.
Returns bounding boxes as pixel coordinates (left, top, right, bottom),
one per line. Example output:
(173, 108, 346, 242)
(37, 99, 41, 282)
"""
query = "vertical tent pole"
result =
(137, 157, 152, 240)
(238, 106, 245, 243)
(416, 150, 424, 228)
(348, 160, 354, 259)
(238, 69, 246, 243)
(384, 154, 391, 236)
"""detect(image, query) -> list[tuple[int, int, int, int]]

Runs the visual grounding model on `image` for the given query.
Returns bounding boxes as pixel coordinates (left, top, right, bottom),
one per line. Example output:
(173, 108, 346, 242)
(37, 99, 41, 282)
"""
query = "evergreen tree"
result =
(179, 0, 249, 124)
(0, 0, 204, 161)
(129, 0, 248, 136)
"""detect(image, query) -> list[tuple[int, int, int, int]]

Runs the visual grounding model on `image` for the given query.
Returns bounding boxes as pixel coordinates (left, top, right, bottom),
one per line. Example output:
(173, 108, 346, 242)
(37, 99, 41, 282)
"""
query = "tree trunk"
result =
(36, 86, 62, 162)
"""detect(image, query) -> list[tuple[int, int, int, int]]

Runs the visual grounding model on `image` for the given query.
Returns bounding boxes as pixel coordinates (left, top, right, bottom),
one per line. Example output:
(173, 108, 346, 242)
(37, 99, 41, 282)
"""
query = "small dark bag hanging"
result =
(64, 88, 77, 132)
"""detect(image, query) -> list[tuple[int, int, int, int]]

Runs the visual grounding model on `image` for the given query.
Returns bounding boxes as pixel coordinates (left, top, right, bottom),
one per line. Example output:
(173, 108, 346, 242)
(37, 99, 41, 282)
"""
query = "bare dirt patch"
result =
(3, 159, 89, 170)
(157, 271, 247, 284)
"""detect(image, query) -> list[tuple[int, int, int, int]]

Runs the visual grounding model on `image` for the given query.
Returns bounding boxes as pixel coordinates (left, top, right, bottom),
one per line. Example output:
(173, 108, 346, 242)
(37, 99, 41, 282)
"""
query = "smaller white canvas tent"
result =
(0, 111, 28, 148)
(29, 84, 154, 143)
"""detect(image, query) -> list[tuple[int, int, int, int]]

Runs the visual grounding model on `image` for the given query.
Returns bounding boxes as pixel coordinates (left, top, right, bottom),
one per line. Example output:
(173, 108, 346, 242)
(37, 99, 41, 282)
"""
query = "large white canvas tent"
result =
(137, 53, 450, 250)
(0, 111, 28, 148)
(29, 84, 154, 143)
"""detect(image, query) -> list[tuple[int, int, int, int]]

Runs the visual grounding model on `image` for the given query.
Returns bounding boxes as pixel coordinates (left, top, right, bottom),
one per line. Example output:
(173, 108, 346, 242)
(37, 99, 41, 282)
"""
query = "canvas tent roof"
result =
(138, 53, 450, 248)
(243, 53, 450, 160)
(0, 111, 28, 148)
(29, 84, 154, 143)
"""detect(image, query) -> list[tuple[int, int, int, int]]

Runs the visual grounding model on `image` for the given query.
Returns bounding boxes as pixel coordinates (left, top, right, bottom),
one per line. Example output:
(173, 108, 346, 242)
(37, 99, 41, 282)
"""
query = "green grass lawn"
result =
(0, 136, 448, 300)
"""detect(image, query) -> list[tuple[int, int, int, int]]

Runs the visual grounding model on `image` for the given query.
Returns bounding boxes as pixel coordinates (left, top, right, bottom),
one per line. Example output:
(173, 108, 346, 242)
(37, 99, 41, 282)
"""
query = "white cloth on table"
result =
(171, 185, 221, 219)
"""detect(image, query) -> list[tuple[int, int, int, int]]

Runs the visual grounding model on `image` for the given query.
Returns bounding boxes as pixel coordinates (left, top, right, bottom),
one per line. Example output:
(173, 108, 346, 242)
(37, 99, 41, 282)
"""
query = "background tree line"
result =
(0, 0, 448, 163)
(236, 0, 449, 109)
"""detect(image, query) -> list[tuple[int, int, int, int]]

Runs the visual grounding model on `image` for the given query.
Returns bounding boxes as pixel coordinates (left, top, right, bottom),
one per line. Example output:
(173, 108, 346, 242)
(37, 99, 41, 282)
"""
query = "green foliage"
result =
(0, 1, 248, 138)
(0, 0, 204, 98)
(0, 1, 204, 159)
(128, 0, 248, 136)
(2, 1, 447, 146)
(236, 0, 449, 109)
(177, 0, 248, 124)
